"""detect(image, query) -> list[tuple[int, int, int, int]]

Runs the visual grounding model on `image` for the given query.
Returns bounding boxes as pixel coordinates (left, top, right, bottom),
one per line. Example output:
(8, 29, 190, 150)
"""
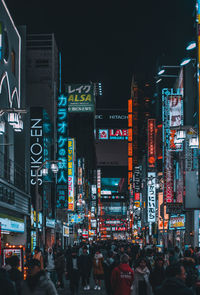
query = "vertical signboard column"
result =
(68, 138, 75, 211)
(57, 95, 68, 209)
(147, 172, 156, 235)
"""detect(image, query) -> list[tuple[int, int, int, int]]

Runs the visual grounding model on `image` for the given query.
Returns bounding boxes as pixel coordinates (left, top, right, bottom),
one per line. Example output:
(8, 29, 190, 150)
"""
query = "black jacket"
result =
(79, 254, 92, 274)
(8, 268, 23, 295)
(149, 267, 165, 291)
(66, 255, 81, 277)
(155, 277, 194, 295)
(0, 268, 17, 295)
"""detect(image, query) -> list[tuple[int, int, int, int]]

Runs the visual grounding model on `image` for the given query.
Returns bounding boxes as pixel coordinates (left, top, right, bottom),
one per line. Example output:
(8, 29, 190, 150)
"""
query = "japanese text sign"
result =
(68, 138, 75, 211)
(147, 172, 156, 222)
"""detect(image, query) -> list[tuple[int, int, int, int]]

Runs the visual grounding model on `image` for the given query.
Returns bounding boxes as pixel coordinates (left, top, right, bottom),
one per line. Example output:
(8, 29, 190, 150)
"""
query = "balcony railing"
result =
(0, 150, 29, 193)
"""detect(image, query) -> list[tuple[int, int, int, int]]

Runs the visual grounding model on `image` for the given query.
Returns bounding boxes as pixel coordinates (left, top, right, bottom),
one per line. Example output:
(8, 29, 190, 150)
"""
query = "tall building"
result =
(0, 0, 30, 249)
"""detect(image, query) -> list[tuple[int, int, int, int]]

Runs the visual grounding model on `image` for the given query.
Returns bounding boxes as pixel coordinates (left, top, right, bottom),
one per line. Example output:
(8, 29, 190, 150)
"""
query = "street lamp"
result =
(186, 41, 196, 51)
(180, 58, 192, 66)
(35, 160, 60, 247)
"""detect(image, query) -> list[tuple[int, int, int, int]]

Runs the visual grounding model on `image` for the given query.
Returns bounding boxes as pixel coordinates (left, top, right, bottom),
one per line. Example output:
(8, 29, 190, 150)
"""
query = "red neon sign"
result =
(148, 119, 156, 167)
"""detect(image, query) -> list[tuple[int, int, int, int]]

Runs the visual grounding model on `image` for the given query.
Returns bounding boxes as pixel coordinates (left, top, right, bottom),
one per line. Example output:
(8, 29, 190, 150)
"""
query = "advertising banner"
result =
(98, 129, 128, 140)
(66, 84, 94, 112)
(147, 172, 156, 222)
(63, 225, 69, 237)
(168, 95, 183, 127)
(148, 119, 156, 167)
(134, 166, 141, 202)
(30, 107, 43, 208)
(158, 192, 168, 230)
(169, 214, 185, 230)
(68, 138, 75, 211)
(57, 94, 68, 208)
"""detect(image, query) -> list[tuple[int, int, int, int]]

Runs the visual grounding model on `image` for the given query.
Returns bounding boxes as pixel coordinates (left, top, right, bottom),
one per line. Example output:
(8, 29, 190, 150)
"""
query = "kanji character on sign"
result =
(58, 148, 66, 156)
(58, 122, 67, 134)
(58, 136, 68, 148)
(58, 95, 67, 107)
(58, 170, 67, 184)
(58, 158, 67, 169)
(82, 85, 91, 93)
(58, 108, 67, 120)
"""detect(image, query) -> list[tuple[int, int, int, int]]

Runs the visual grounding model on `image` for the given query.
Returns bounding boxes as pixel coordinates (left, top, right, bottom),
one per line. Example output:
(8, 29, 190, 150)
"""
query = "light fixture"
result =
(158, 69, 165, 75)
(8, 113, 19, 125)
(0, 121, 5, 135)
(42, 168, 48, 176)
(156, 78, 162, 84)
(189, 137, 199, 148)
(13, 119, 23, 132)
(186, 41, 196, 51)
(180, 58, 191, 66)
(176, 130, 186, 141)
(51, 163, 59, 174)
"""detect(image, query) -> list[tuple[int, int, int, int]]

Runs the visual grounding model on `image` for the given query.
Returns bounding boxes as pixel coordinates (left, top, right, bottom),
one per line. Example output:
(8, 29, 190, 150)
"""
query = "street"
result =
(58, 280, 106, 295)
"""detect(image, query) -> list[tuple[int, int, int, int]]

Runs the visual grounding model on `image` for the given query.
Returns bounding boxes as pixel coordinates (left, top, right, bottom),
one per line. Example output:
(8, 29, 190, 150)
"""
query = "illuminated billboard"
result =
(101, 178, 122, 192)
(56, 94, 68, 208)
(158, 192, 168, 230)
(68, 138, 75, 211)
(66, 83, 94, 112)
(148, 119, 156, 168)
(147, 172, 156, 222)
(168, 95, 183, 127)
(169, 214, 185, 230)
(98, 129, 128, 140)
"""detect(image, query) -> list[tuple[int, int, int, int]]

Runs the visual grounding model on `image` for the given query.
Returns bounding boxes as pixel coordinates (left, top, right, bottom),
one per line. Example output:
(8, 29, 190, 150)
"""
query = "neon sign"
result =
(98, 129, 128, 140)
(68, 138, 75, 211)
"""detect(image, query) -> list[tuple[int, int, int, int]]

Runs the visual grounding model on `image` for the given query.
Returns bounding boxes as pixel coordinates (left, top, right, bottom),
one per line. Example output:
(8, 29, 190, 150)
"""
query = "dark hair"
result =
(184, 250, 191, 258)
(165, 263, 183, 278)
(120, 254, 129, 264)
(9, 255, 20, 268)
(27, 259, 41, 269)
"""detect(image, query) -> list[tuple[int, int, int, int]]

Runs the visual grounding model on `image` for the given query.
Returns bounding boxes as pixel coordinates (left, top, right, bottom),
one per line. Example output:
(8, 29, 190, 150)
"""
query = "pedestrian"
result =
(0, 267, 17, 295)
(132, 257, 152, 295)
(66, 247, 80, 295)
(45, 248, 57, 286)
(154, 262, 193, 295)
(21, 258, 58, 295)
(79, 245, 92, 290)
(104, 250, 116, 295)
(149, 257, 165, 293)
(7, 255, 23, 295)
(55, 250, 65, 290)
(93, 248, 104, 290)
(33, 246, 44, 270)
(111, 253, 134, 295)
(180, 249, 198, 289)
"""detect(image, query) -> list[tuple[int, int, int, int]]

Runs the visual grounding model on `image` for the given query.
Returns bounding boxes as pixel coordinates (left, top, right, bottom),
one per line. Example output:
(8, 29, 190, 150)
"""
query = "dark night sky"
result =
(6, 0, 195, 108)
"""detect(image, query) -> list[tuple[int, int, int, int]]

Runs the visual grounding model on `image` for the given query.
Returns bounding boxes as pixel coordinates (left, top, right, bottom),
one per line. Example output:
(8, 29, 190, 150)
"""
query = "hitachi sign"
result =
(109, 115, 128, 120)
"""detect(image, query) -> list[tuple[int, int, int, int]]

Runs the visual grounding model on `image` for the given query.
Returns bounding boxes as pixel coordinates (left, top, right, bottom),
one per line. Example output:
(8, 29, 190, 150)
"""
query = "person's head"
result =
(34, 247, 40, 255)
(9, 255, 20, 269)
(138, 258, 147, 269)
(27, 259, 41, 277)
(166, 263, 186, 282)
(71, 248, 77, 257)
(48, 248, 53, 254)
(184, 249, 191, 258)
(120, 246, 125, 253)
(120, 254, 129, 264)
(83, 246, 88, 254)
(155, 257, 164, 268)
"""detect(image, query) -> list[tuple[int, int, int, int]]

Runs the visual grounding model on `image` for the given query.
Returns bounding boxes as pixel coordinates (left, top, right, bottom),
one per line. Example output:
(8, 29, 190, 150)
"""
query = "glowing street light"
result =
(158, 69, 165, 75)
(186, 41, 196, 51)
(180, 58, 192, 66)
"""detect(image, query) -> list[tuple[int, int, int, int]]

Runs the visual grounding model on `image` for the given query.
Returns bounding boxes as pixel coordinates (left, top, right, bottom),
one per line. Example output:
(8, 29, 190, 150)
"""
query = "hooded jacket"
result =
(111, 263, 134, 295)
(155, 277, 194, 295)
(21, 270, 58, 295)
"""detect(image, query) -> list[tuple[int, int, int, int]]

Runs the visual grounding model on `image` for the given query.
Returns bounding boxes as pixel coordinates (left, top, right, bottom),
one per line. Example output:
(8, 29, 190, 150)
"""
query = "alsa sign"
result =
(98, 129, 128, 140)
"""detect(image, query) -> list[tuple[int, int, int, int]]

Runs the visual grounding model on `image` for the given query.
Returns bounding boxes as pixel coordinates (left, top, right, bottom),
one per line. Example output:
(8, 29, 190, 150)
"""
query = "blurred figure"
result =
(0, 267, 17, 295)
(8, 255, 23, 295)
(55, 250, 65, 290)
(155, 263, 193, 295)
(104, 250, 115, 295)
(21, 259, 58, 295)
(111, 254, 134, 295)
(93, 249, 104, 290)
(79, 246, 92, 290)
(149, 257, 165, 293)
(33, 247, 44, 270)
(132, 258, 152, 295)
(66, 248, 80, 295)
(45, 248, 57, 286)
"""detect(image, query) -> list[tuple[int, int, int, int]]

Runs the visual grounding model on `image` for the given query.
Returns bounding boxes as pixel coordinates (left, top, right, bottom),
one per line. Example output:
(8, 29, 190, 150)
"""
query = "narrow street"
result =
(58, 280, 106, 295)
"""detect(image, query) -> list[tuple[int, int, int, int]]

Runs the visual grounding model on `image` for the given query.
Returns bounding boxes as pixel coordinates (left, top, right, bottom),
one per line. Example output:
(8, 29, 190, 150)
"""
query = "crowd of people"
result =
(1, 241, 200, 294)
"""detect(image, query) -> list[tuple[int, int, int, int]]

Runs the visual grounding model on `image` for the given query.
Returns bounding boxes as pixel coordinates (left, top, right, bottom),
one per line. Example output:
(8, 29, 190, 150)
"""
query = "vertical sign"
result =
(134, 167, 140, 201)
(148, 119, 156, 167)
(68, 138, 75, 211)
(128, 98, 133, 189)
(57, 94, 68, 208)
(30, 107, 43, 208)
(97, 169, 101, 216)
(147, 172, 156, 222)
